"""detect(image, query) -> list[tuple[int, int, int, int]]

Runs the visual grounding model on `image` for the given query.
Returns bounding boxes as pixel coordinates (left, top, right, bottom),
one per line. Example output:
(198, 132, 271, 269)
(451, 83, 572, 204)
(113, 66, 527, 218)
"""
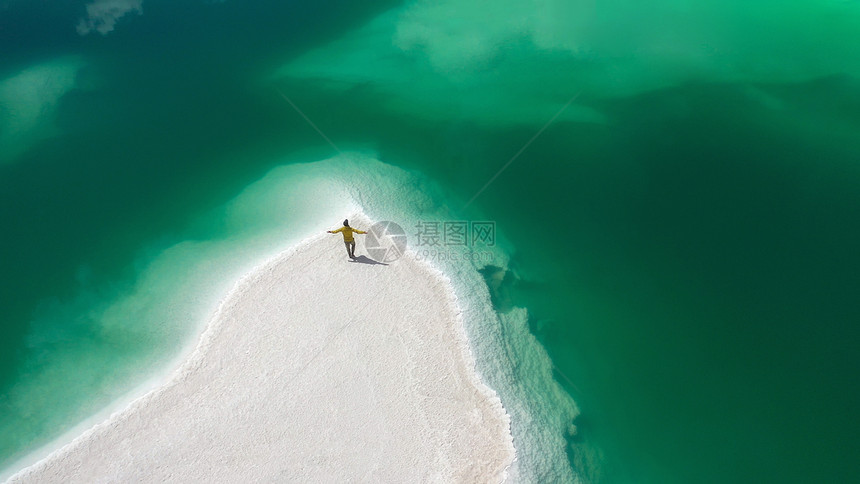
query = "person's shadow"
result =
(349, 255, 389, 266)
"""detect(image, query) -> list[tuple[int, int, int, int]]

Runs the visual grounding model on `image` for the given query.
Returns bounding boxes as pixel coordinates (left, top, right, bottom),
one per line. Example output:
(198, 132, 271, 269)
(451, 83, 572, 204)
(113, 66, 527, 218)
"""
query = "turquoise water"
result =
(2, 1, 859, 482)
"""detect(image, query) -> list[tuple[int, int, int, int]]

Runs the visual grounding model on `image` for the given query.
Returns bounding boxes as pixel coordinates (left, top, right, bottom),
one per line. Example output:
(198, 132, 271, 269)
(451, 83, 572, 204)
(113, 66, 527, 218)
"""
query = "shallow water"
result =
(2, 1, 859, 482)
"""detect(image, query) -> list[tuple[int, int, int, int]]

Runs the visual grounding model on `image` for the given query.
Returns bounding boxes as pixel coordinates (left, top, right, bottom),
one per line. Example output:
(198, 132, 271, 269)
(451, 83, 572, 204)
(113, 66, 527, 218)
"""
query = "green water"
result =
(2, 0, 860, 481)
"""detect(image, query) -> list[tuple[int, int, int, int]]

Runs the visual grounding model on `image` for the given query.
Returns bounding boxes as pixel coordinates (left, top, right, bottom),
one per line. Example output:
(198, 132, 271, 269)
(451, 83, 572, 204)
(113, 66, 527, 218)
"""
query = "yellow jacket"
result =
(331, 226, 366, 242)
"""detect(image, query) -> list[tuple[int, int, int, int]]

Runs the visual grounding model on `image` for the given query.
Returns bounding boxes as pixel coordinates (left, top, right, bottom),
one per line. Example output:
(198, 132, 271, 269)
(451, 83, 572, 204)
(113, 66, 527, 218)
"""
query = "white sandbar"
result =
(8, 215, 514, 483)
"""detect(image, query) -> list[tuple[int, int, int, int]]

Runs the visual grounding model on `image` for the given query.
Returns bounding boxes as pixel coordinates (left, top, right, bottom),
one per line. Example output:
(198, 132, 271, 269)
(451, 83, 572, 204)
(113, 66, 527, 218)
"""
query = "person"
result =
(327, 219, 366, 259)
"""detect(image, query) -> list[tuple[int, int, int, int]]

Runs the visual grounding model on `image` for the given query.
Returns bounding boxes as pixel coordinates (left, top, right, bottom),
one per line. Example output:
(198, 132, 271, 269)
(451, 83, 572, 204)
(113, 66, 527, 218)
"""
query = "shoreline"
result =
(6, 214, 515, 482)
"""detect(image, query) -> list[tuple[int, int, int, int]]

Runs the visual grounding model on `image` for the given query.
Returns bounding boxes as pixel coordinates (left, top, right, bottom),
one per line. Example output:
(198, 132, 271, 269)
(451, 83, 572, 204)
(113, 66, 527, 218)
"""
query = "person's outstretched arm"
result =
(355, 229, 367, 234)
(328, 227, 345, 234)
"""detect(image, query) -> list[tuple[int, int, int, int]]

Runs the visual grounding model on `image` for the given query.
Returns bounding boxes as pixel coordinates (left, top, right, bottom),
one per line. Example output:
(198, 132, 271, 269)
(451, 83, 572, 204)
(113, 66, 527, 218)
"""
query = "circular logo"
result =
(366, 221, 407, 263)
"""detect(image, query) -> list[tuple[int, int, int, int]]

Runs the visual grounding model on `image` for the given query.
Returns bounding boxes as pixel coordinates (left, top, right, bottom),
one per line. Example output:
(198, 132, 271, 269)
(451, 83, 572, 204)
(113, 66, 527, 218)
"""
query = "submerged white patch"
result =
(274, 10, 606, 127)
(0, 57, 84, 164)
(76, 0, 143, 36)
(396, 0, 860, 87)
(276, 0, 860, 127)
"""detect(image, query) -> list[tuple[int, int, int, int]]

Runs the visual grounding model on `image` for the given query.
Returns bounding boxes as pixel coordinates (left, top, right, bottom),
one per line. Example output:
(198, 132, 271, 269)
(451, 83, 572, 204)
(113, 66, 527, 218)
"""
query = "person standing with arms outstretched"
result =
(327, 219, 366, 259)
